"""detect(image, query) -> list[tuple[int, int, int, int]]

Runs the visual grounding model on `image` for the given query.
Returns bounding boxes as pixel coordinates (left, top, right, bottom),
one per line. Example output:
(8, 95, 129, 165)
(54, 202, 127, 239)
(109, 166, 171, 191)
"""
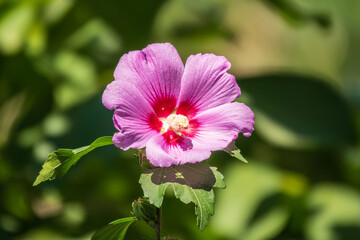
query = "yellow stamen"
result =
(161, 114, 189, 133)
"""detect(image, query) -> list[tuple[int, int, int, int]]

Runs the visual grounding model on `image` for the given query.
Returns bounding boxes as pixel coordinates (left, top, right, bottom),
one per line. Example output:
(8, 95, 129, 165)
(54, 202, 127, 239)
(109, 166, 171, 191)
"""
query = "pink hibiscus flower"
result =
(102, 43, 254, 167)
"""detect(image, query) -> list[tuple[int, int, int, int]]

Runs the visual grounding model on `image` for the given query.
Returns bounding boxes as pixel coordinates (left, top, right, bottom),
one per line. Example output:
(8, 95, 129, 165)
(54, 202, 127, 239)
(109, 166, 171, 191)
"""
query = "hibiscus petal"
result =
(177, 54, 240, 118)
(102, 80, 162, 150)
(146, 132, 211, 167)
(185, 102, 255, 151)
(114, 43, 184, 118)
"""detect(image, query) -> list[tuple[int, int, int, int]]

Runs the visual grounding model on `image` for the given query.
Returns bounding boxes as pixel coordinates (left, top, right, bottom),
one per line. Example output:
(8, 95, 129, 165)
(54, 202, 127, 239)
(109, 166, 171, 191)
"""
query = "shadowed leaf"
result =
(146, 162, 216, 191)
(139, 163, 225, 230)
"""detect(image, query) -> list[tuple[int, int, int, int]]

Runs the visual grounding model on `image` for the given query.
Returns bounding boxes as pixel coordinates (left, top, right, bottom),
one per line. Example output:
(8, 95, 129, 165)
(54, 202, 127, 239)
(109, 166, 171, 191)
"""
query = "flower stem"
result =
(155, 206, 161, 240)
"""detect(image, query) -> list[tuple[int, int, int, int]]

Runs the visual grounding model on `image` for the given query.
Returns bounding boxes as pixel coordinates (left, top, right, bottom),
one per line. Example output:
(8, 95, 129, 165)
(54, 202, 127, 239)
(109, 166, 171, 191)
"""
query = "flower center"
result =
(161, 114, 189, 133)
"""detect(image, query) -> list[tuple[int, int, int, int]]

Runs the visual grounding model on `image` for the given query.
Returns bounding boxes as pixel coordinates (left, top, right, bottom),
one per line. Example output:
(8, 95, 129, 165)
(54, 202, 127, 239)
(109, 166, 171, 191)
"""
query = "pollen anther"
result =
(161, 114, 189, 133)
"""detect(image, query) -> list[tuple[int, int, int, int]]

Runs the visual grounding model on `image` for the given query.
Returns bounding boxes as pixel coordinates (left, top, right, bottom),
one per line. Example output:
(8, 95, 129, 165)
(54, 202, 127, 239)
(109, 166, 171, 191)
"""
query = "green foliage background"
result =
(0, 0, 360, 239)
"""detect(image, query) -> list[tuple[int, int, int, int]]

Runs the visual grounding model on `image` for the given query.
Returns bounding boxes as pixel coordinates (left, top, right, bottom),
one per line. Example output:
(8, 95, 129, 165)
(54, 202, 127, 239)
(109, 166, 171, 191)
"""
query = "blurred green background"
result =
(1, 0, 360, 239)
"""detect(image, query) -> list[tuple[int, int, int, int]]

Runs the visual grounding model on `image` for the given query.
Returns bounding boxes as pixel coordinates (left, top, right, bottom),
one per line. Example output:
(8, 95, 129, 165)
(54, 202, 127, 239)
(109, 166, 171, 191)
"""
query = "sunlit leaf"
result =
(230, 149, 248, 163)
(212, 163, 290, 240)
(0, 93, 25, 149)
(0, 2, 35, 55)
(153, 0, 231, 53)
(223, 141, 248, 163)
(306, 184, 360, 240)
(139, 162, 225, 230)
(25, 21, 46, 56)
(64, 19, 122, 62)
(33, 136, 113, 186)
(43, 0, 74, 24)
(53, 50, 97, 109)
(91, 217, 137, 240)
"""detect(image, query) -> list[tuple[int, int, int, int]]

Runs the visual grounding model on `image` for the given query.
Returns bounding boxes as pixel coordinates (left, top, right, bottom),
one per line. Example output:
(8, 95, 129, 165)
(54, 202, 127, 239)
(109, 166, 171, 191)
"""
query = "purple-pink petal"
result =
(145, 132, 211, 167)
(104, 43, 255, 167)
(102, 81, 162, 150)
(176, 53, 241, 119)
(114, 43, 184, 118)
(188, 102, 255, 151)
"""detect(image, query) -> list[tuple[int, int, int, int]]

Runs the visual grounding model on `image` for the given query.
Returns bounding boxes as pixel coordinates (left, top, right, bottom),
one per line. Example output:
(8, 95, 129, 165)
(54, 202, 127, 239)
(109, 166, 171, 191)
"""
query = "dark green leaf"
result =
(238, 73, 356, 149)
(262, 0, 331, 29)
(91, 217, 137, 240)
(33, 136, 113, 186)
(139, 163, 225, 230)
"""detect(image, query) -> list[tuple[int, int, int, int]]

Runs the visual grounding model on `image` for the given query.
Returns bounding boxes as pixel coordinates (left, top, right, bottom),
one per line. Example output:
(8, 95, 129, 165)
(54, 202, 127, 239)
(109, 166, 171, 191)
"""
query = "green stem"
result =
(155, 207, 161, 240)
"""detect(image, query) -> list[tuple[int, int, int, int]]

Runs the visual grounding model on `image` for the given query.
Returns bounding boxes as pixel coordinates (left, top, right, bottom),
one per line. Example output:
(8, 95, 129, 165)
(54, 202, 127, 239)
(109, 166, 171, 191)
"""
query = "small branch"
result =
(155, 207, 161, 240)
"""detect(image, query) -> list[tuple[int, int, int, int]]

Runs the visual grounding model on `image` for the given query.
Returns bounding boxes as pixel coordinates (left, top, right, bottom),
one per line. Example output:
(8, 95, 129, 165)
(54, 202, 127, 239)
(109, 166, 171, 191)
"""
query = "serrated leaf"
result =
(210, 166, 225, 189)
(91, 217, 137, 240)
(33, 136, 113, 186)
(174, 184, 214, 230)
(139, 162, 225, 230)
(224, 141, 248, 163)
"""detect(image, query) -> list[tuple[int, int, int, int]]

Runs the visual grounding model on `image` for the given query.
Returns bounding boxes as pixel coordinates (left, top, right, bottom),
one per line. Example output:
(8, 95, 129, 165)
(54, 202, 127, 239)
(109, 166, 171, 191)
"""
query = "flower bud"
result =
(132, 197, 157, 223)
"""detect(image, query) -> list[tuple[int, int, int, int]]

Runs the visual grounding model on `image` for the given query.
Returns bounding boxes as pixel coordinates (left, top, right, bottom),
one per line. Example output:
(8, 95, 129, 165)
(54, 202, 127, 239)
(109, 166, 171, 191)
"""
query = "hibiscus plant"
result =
(33, 43, 255, 240)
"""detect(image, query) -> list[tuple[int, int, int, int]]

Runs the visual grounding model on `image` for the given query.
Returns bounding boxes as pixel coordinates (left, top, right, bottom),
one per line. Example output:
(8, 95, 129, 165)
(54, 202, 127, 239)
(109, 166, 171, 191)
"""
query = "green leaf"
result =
(211, 166, 225, 189)
(238, 74, 356, 149)
(224, 141, 248, 163)
(145, 162, 217, 191)
(132, 197, 157, 224)
(262, 0, 331, 29)
(231, 149, 248, 163)
(33, 136, 113, 186)
(212, 163, 290, 240)
(53, 50, 98, 109)
(91, 217, 137, 240)
(0, 2, 35, 55)
(139, 162, 225, 230)
(172, 184, 214, 231)
(306, 184, 360, 240)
